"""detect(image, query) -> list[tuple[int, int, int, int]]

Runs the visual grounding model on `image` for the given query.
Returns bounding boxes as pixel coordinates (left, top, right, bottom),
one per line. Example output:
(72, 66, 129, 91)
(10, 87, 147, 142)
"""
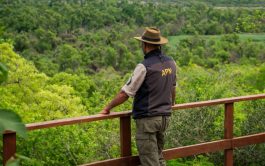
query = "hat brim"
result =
(134, 36, 168, 45)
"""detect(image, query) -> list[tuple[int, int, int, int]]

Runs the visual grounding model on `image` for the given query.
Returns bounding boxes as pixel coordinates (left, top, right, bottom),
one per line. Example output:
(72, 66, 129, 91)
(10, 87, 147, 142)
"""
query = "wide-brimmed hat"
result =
(134, 27, 168, 45)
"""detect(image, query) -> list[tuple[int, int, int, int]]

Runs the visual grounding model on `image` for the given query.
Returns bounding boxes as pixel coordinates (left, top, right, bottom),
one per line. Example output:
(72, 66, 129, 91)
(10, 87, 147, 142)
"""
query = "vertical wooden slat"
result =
(224, 103, 234, 166)
(120, 116, 131, 157)
(3, 132, 16, 166)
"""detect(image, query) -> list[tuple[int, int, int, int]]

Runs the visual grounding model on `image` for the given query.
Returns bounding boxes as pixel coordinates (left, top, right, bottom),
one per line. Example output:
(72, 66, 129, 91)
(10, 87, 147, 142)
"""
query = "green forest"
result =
(0, 0, 265, 165)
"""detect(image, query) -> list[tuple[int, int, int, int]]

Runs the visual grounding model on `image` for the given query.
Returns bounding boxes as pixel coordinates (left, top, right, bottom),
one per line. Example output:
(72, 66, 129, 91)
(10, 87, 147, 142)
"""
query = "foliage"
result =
(0, 62, 8, 84)
(200, 0, 265, 6)
(0, 109, 27, 138)
(168, 34, 265, 67)
(0, 0, 264, 75)
(0, 44, 131, 165)
(167, 155, 214, 166)
(0, 62, 27, 166)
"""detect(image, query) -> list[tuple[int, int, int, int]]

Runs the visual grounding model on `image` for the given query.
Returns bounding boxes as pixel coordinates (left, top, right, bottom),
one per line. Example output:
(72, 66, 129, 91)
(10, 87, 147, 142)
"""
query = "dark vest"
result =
(133, 49, 177, 119)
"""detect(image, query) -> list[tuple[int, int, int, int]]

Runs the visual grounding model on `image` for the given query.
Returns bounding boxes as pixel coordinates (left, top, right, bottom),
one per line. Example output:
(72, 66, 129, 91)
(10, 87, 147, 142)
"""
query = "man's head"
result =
(134, 27, 168, 54)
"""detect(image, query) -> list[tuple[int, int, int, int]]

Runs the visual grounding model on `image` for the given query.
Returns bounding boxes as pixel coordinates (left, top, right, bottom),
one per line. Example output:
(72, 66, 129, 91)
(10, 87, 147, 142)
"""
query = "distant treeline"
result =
(0, 0, 264, 76)
(199, 0, 265, 6)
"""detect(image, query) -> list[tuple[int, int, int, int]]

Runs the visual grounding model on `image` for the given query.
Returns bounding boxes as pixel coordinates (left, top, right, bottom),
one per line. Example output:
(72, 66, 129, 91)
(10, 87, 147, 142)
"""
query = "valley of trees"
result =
(0, 0, 264, 165)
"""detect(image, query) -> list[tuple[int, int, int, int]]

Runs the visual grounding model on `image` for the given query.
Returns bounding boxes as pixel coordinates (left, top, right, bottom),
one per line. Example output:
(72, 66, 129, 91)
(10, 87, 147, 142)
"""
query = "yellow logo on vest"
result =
(161, 68, 172, 76)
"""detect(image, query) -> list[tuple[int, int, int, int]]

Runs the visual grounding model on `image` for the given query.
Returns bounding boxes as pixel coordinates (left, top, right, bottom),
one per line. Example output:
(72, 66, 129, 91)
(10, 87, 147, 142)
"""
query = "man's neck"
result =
(145, 48, 159, 55)
(144, 49, 161, 59)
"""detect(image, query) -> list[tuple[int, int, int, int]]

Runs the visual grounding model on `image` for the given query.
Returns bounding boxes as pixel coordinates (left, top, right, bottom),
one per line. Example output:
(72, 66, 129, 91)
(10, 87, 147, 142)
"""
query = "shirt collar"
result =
(144, 49, 162, 59)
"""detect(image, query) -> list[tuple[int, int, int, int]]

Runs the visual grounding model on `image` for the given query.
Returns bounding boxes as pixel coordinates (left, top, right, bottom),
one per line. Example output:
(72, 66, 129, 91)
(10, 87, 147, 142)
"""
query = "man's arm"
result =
(99, 63, 146, 115)
(100, 90, 129, 114)
(172, 86, 176, 106)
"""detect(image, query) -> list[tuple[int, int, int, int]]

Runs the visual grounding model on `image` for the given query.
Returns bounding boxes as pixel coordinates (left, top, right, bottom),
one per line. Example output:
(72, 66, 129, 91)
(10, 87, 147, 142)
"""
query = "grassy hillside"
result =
(168, 33, 265, 45)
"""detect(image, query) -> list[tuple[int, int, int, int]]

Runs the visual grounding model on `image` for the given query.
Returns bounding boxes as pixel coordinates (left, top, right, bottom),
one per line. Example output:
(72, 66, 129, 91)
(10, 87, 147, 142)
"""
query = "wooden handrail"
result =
(26, 111, 132, 131)
(172, 94, 265, 110)
(2, 94, 265, 166)
(18, 93, 265, 131)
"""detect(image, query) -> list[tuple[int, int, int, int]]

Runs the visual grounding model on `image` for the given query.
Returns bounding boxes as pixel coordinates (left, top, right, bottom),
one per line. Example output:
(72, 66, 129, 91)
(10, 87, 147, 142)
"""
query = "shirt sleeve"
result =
(122, 63, 146, 97)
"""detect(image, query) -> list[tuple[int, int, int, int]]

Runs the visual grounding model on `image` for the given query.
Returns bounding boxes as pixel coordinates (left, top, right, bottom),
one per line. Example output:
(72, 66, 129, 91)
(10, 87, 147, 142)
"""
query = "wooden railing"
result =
(3, 94, 265, 166)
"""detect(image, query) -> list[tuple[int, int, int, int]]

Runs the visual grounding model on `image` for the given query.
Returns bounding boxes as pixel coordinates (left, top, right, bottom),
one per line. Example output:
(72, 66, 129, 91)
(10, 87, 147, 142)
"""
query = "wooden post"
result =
(224, 103, 234, 166)
(3, 132, 16, 166)
(120, 116, 131, 157)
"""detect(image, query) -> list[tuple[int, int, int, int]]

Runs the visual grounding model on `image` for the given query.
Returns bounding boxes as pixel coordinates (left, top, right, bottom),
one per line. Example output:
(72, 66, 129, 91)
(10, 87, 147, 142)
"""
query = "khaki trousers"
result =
(135, 116, 170, 166)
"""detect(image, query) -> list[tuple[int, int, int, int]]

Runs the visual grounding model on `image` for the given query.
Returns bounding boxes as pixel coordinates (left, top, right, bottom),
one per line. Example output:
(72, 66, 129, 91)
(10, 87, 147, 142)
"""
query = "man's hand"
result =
(99, 91, 129, 115)
(99, 107, 110, 115)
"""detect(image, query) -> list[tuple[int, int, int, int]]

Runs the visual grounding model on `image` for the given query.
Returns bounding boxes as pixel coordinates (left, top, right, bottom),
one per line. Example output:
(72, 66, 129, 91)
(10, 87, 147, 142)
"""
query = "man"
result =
(100, 27, 177, 166)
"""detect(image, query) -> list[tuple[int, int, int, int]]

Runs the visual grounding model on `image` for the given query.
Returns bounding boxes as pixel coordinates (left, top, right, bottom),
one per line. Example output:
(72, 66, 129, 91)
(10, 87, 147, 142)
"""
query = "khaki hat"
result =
(134, 27, 168, 45)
